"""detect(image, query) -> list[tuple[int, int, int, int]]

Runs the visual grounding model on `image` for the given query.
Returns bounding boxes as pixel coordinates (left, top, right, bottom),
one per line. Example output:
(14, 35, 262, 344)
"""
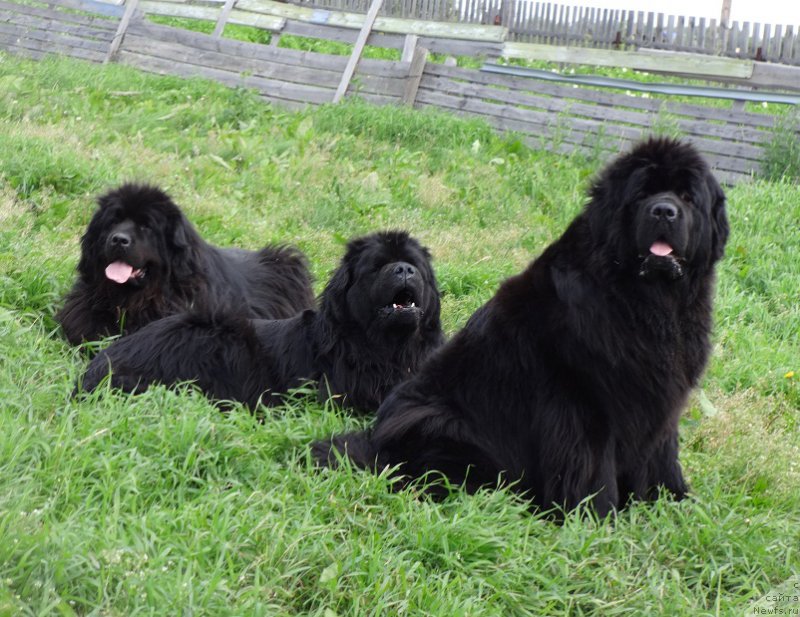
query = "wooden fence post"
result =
(402, 44, 428, 106)
(333, 0, 385, 103)
(213, 0, 237, 38)
(105, 0, 140, 63)
(401, 34, 419, 62)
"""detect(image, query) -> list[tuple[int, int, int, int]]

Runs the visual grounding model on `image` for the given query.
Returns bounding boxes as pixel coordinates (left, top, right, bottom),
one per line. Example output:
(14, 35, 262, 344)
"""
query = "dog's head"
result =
(79, 184, 200, 290)
(320, 231, 442, 342)
(586, 137, 729, 281)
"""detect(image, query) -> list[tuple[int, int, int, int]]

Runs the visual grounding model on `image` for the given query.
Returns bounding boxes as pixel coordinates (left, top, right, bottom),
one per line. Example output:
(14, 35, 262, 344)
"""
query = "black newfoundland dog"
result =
(79, 230, 444, 413)
(313, 138, 729, 516)
(56, 184, 315, 345)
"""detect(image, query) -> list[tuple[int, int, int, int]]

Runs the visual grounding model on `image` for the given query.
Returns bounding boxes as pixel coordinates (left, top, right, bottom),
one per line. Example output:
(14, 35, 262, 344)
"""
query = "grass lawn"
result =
(0, 52, 798, 616)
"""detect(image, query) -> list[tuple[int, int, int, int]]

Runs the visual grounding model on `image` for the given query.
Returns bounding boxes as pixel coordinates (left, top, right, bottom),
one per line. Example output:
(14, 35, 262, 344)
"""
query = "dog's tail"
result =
(258, 245, 312, 280)
(311, 430, 376, 470)
(257, 244, 315, 313)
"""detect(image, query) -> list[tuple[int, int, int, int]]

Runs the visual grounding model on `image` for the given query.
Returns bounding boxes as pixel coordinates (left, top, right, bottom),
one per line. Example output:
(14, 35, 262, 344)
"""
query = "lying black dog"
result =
(79, 231, 444, 413)
(314, 138, 729, 516)
(57, 183, 314, 344)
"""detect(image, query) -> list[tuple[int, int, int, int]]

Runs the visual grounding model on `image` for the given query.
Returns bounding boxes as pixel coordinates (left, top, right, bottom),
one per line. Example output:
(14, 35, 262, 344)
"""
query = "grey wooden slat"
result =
(116, 49, 342, 104)
(708, 18, 717, 53)
(781, 26, 793, 61)
(416, 77, 765, 163)
(482, 63, 800, 104)
(106, 0, 140, 62)
(121, 31, 406, 95)
(0, 20, 113, 53)
(423, 63, 781, 128)
(644, 11, 654, 46)
(0, 0, 118, 30)
(333, 0, 385, 103)
(697, 17, 706, 50)
(0, 11, 116, 41)
(0, 38, 49, 59)
(427, 102, 752, 184)
(402, 43, 427, 105)
(414, 87, 757, 176)
(0, 29, 107, 61)
(763, 23, 774, 60)
(212, 0, 236, 37)
(128, 20, 411, 78)
(417, 73, 771, 147)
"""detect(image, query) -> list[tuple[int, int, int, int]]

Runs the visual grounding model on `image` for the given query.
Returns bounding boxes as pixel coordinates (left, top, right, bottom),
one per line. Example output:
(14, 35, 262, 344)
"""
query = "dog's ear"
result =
(319, 257, 352, 324)
(417, 249, 444, 343)
(167, 217, 200, 279)
(77, 220, 105, 279)
(171, 218, 190, 251)
(77, 193, 118, 279)
(587, 163, 648, 250)
(706, 173, 729, 262)
(319, 236, 372, 323)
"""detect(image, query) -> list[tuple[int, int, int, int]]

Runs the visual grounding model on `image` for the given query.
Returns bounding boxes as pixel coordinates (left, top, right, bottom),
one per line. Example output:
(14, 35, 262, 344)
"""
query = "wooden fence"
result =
(502, 4, 800, 64)
(0, 0, 798, 186)
(292, 0, 800, 64)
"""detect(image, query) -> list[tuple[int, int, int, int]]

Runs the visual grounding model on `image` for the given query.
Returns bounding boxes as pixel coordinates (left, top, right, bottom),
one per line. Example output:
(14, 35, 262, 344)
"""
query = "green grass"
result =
(0, 52, 798, 616)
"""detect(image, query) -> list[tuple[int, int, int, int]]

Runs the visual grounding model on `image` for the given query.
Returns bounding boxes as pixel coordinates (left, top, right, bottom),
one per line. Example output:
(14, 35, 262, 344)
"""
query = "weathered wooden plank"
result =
(415, 88, 758, 179)
(116, 49, 342, 104)
(121, 31, 406, 95)
(417, 87, 645, 142)
(781, 26, 793, 61)
(0, 29, 107, 61)
(402, 43, 427, 105)
(234, 0, 507, 41)
(484, 62, 800, 104)
(697, 17, 706, 50)
(422, 77, 765, 160)
(0, 38, 50, 60)
(0, 20, 113, 53)
(417, 73, 771, 147)
(423, 63, 780, 128)
(106, 0, 140, 62)
(280, 20, 502, 57)
(502, 41, 754, 78)
(212, 0, 236, 37)
(401, 32, 417, 62)
(333, 0, 383, 103)
(138, 1, 286, 30)
(748, 61, 800, 92)
(0, 11, 116, 42)
(128, 20, 411, 78)
(739, 21, 750, 57)
(0, 0, 118, 30)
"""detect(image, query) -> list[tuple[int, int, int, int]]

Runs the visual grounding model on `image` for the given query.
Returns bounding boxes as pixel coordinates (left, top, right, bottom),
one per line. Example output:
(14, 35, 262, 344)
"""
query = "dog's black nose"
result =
(110, 232, 132, 247)
(393, 262, 417, 279)
(649, 201, 679, 222)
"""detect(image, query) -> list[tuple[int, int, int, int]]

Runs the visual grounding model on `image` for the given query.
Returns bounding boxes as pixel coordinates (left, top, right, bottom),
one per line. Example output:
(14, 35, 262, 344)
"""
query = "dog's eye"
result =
(680, 192, 692, 204)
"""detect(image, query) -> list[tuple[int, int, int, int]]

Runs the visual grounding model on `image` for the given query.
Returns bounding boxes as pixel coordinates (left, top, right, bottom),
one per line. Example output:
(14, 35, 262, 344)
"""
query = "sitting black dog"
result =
(313, 138, 729, 516)
(79, 231, 444, 413)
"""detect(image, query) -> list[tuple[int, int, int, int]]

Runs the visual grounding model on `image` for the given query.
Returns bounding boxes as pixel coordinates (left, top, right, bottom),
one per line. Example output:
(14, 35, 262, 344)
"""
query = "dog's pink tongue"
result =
(650, 241, 673, 257)
(105, 261, 134, 284)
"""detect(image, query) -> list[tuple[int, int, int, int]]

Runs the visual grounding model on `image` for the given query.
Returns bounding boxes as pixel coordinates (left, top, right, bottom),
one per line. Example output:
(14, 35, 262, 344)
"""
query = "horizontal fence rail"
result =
(1, 0, 798, 187)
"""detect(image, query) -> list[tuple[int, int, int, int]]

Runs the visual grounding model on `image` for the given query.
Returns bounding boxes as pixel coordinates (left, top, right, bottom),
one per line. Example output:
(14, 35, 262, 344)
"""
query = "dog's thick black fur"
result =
(56, 184, 315, 344)
(79, 231, 445, 413)
(313, 138, 729, 516)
